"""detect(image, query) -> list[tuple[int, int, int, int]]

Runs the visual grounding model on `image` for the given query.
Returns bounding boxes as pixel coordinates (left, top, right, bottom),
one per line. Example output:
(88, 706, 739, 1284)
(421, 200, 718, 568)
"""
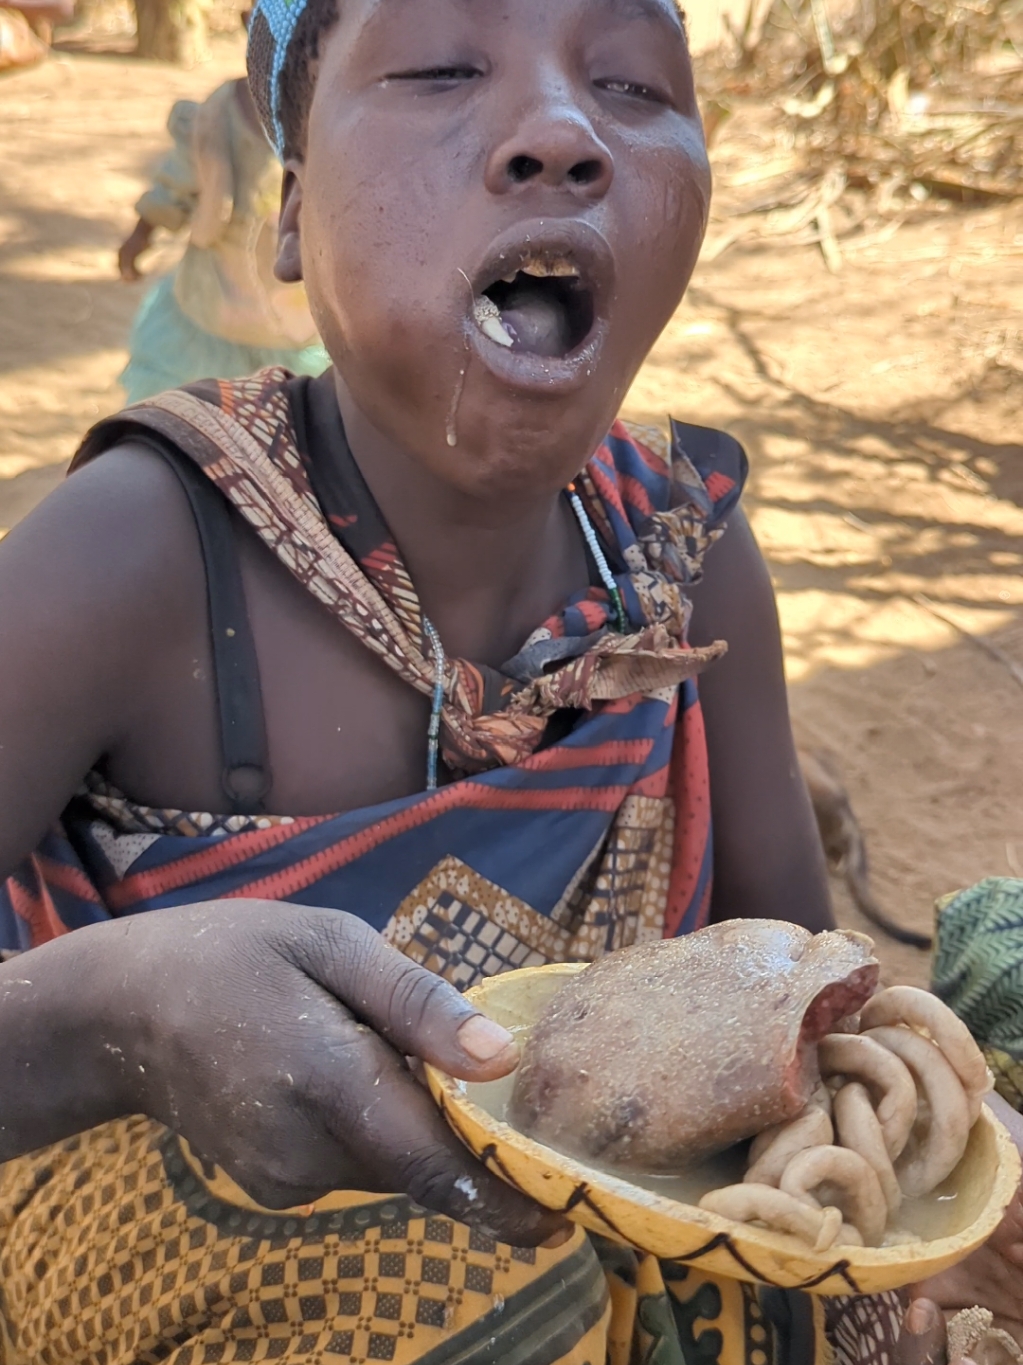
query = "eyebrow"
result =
(443, 0, 687, 31)
(592, 0, 687, 33)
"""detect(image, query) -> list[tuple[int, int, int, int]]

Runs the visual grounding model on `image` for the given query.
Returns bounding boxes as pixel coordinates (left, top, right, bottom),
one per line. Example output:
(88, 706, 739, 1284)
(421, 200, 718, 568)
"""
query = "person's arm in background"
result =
(118, 218, 157, 282)
(687, 505, 834, 932)
(118, 98, 200, 281)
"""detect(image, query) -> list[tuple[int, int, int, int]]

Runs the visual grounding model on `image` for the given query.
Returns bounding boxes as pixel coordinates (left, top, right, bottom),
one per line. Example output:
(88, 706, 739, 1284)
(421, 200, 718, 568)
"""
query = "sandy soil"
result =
(1, 39, 1022, 987)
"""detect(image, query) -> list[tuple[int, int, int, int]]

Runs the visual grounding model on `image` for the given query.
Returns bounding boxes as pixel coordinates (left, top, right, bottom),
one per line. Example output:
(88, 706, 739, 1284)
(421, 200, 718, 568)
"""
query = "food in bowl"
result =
(508, 923, 992, 1249)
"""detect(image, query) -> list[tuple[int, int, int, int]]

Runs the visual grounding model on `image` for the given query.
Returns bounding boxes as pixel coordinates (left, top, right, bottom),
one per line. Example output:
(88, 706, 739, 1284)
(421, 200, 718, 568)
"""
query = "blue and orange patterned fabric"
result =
(0, 368, 745, 965)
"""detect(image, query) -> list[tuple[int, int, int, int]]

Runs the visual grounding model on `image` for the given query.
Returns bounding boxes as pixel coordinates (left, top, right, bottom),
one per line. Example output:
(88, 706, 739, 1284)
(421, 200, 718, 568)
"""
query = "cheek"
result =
(302, 118, 471, 351)
(615, 141, 710, 328)
(299, 119, 478, 449)
(644, 136, 710, 260)
(669, 154, 711, 244)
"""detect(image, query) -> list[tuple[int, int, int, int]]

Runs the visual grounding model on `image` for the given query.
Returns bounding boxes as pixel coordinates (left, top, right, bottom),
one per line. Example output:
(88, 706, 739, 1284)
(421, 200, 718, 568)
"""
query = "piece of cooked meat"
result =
(508, 920, 879, 1173)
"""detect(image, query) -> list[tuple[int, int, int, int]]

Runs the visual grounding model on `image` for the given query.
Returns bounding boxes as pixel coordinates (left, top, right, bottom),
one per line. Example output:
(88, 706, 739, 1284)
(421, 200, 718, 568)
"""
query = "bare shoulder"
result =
(0, 442, 203, 627)
(687, 503, 786, 755)
(687, 505, 775, 643)
(0, 443, 207, 879)
(0, 438, 210, 740)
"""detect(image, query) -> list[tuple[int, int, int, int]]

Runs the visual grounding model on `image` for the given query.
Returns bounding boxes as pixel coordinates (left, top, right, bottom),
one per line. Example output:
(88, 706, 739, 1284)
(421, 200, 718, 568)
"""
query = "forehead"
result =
(347, 0, 686, 39)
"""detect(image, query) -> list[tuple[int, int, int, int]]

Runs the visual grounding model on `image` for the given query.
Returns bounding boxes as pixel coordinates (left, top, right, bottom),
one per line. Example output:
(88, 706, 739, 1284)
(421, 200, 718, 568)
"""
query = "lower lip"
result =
(464, 317, 609, 396)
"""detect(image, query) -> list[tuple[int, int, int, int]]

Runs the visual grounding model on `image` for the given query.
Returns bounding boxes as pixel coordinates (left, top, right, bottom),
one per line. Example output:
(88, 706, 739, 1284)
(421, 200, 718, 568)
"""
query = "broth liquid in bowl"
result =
(461, 1025, 964, 1246)
(462, 1029, 753, 1208)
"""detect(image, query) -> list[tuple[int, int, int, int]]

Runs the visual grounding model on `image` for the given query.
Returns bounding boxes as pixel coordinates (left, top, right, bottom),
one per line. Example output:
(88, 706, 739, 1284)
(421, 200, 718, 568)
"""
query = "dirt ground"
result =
(1, 36, 1022, 988)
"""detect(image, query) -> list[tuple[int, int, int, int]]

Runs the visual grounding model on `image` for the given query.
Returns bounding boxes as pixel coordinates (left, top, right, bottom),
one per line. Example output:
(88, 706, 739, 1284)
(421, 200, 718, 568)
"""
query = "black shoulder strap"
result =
(134, 434, 272, 815)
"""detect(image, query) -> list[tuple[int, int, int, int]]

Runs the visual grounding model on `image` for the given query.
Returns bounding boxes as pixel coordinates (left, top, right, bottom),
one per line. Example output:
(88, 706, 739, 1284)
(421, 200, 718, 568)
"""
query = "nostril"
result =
(567, 159, 604, 187)
(507, 154, 543, 183)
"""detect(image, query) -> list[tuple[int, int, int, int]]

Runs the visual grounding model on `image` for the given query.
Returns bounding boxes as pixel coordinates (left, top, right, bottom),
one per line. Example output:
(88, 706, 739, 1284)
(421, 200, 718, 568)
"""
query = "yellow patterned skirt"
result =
(0, 1116, 838, 1365)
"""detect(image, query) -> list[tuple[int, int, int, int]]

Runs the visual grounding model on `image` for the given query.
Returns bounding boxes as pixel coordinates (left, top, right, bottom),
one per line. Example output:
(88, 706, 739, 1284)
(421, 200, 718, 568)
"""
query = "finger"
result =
(915, 1245, 1023, 1325)
(314, 1019, 569, 1246)
(283, 910, 520, 1081)
(897, 1299, 947, 1365)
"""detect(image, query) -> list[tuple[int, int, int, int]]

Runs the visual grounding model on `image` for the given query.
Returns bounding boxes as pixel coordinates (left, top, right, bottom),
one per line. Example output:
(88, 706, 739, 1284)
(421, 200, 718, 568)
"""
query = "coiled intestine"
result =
(698, 985, 993, 1249)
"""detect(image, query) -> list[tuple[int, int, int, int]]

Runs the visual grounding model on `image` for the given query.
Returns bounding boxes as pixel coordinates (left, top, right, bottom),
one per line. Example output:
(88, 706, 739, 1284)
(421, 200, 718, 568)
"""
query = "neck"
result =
(333, 375, 589, 667)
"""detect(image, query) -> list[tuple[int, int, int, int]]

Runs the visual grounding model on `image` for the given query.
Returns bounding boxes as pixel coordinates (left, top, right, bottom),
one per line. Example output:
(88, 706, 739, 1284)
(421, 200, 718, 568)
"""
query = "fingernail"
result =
(457, 1015, 515, 1063)
(904, 1300, 940, 1336)
(541, 1225, 574, 1249)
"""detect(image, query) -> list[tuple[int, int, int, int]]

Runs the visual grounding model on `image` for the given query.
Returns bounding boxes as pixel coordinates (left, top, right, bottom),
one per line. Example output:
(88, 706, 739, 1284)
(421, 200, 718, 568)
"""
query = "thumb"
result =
(284, 910, 520, 1081)
(897, 1298, 947, 1365)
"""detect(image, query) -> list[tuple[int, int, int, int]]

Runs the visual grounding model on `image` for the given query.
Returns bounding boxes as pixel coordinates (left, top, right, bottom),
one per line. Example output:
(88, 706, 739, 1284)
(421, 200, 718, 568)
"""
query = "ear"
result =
(275, 164, 304, 283)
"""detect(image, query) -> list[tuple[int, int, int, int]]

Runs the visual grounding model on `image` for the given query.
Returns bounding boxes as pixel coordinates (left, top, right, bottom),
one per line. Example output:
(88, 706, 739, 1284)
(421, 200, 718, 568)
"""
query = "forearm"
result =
(0, 924, 135, 1160)
(118, 217, 157, 280)
(123, 217, 155, 252)
(707, 750, 834, 931)
(688, 507, 834, 933)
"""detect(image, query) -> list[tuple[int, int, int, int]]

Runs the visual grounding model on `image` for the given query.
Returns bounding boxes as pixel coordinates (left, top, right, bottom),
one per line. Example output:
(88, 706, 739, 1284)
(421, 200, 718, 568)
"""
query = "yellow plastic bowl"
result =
(425, 962, 1022, 1296)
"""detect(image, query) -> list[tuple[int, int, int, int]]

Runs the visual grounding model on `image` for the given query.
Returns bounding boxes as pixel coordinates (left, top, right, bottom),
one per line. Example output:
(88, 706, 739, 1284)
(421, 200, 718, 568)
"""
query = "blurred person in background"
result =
(117, 69, 328, 401)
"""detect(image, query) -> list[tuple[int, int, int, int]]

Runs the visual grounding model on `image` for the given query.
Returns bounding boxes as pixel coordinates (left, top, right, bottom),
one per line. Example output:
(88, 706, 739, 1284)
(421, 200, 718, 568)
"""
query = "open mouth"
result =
(472, 252, 597, 359)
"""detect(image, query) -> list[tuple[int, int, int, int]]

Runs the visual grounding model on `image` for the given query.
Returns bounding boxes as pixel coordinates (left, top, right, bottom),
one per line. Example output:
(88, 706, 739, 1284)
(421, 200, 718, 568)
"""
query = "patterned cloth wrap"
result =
(0, 369, 901, 1364)
(934, 876, 1023, 1115)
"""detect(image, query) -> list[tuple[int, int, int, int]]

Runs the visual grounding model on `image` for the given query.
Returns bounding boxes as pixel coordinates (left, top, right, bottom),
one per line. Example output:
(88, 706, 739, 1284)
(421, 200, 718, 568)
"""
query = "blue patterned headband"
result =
(246, 0, 312, 158)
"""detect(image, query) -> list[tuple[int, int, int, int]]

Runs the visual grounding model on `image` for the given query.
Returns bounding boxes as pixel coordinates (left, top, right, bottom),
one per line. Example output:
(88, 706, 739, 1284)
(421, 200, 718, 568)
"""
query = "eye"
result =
(596, 77, 669, 105)
(383, 65, 482, 85)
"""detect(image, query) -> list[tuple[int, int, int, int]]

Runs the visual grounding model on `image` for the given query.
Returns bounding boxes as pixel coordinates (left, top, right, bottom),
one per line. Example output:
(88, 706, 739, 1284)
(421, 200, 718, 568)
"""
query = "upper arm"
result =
(686, 505, 833, 932)
(0, 447, 202, 880)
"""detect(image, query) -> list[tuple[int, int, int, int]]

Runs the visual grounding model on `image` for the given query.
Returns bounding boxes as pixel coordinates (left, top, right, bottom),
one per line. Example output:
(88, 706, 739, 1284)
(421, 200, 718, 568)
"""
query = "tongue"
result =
(498, 289, 571, 358)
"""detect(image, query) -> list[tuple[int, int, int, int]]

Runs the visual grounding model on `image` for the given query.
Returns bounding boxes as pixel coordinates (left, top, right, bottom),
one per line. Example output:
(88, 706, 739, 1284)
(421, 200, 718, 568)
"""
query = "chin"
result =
(308, 234, 671, 503)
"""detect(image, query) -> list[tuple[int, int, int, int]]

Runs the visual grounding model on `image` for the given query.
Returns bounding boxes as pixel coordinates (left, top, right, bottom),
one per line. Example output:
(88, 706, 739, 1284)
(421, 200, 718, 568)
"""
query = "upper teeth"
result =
(470, 254, 579, 348)
(518, 253, 580, 279)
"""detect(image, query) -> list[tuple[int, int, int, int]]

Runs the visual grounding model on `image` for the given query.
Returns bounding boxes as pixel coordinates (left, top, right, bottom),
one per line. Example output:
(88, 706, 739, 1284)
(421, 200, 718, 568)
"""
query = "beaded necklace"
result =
(422, 486, 626, 791)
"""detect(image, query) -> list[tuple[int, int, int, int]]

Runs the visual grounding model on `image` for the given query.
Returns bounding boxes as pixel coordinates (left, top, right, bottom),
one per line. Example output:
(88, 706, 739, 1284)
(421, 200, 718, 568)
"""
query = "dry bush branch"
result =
(702, 0, 1023, 250)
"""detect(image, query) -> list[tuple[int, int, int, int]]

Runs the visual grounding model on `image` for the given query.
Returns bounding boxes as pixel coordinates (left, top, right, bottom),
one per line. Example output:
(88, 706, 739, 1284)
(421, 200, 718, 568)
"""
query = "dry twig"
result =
(702, 0, 1023, 246)
(913, 593, 1023, 695)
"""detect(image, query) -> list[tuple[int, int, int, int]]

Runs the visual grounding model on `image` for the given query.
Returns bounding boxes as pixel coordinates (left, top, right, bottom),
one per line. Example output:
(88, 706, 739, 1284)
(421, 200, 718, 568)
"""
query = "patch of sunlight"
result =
(847, 572, 1023, 605)
(0, 350, 127, 468)
(1, 238, 181, 283)
(623, 365, 716, 418)
(761, 433, 816, 464)
(2, 251, 114, 283)
(761, 464, 1023, 538)
(777, 590, 1016, 682)
(0, 456, 40, 480)
(750, 507, 879, 567)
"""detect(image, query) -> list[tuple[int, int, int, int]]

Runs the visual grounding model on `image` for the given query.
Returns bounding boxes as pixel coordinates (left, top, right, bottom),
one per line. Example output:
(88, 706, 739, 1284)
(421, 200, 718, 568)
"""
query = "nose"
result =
(485, 97, 614, 201)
